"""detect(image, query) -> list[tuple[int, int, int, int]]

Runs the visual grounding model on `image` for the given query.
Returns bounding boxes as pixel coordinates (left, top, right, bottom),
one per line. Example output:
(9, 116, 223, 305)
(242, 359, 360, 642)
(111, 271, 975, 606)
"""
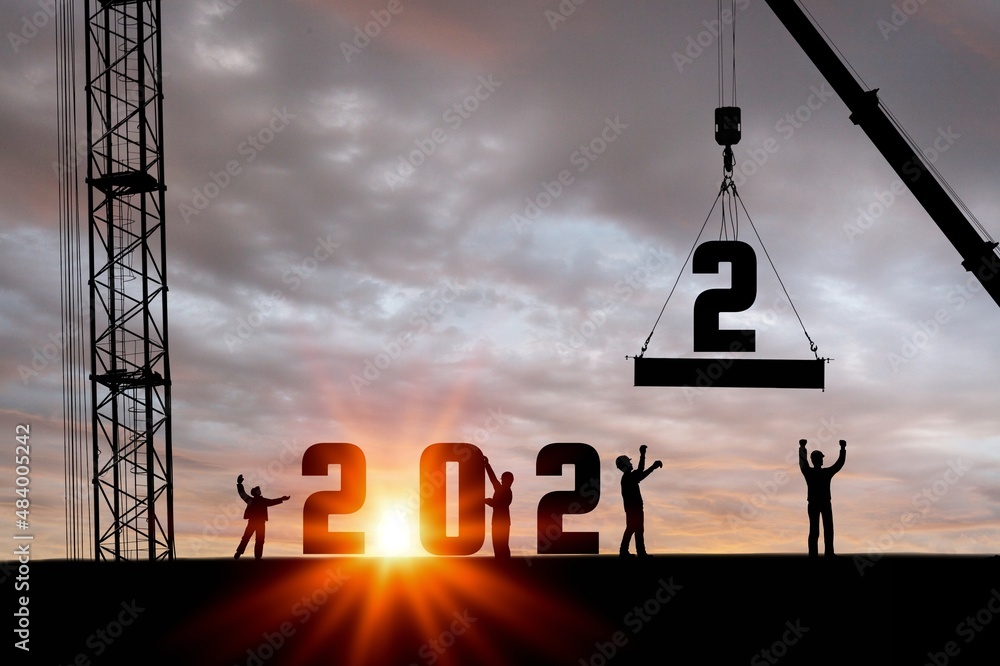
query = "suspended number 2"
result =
(692, 240, 757, 352)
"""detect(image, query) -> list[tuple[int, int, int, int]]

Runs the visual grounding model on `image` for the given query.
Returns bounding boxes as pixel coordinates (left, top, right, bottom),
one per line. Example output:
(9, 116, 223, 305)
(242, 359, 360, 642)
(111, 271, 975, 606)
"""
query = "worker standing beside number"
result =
(616, 445, 663, 558)
(235, 474, 291, 560)
(483, 455, 514, 559)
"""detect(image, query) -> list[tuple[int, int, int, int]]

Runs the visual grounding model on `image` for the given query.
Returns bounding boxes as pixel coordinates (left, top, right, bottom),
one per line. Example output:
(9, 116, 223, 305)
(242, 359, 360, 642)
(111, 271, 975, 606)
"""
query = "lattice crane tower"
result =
(84, 0, 174, 560)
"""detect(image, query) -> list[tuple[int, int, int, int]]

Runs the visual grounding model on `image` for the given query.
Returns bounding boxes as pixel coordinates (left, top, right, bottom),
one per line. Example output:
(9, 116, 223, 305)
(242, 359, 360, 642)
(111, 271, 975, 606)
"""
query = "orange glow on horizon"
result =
(171, 556, 610, 664)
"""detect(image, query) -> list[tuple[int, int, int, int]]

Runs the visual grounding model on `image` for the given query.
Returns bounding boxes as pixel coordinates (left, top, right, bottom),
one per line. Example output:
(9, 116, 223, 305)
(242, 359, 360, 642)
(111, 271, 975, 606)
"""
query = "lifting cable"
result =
(798, 0, 869, 91)
(881, 102, 995, 245)
(636, 179, 820, 360)
(636, 1, 738, 359)
(57, 0, 92, 559)
(717, 0, 737, 110)
(637, 0, 821, 360)
(735, 187, 820, 358)
(636, 188, 722, 359)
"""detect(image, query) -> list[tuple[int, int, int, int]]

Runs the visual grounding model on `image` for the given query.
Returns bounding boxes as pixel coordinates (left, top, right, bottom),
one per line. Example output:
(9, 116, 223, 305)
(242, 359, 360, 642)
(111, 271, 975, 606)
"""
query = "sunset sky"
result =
(2, 0, 999, 560)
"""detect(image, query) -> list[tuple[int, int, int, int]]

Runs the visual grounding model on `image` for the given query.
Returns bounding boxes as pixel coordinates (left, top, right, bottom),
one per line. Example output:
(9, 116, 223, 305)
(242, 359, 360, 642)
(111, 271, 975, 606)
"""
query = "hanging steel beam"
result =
(633, 357, 825, 389)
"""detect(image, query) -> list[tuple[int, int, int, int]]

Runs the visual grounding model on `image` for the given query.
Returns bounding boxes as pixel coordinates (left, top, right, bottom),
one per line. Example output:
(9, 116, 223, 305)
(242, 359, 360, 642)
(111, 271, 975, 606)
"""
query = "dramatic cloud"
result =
(2, 0, 998, 559)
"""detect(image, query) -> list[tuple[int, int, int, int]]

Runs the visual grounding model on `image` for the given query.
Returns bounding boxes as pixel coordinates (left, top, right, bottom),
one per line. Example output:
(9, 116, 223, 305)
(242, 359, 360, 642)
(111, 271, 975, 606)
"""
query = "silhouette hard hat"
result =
(615, 455, 630, 470)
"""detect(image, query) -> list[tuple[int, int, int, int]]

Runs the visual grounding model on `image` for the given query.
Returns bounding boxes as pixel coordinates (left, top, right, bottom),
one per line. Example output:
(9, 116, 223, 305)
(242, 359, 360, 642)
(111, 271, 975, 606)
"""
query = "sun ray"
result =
(168, 557, 612, 664)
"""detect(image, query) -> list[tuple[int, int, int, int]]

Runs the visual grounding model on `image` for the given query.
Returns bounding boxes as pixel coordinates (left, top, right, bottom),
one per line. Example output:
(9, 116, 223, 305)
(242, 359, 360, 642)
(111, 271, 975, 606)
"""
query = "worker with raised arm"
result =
(234, 474, 290, 560)
(798, 439, 846, 557)
(483, 454, 513, 559)
(616, 444, 663, 558)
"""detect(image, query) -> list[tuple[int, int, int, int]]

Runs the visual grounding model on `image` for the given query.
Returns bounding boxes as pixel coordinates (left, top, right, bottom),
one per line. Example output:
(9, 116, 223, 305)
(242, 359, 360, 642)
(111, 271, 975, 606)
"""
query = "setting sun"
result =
(374, 507, 418, 556)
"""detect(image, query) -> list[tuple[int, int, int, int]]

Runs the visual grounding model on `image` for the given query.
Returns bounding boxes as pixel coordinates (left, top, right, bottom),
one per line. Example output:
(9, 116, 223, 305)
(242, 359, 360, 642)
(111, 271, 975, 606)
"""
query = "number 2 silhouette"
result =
(692, 240, 757, 352)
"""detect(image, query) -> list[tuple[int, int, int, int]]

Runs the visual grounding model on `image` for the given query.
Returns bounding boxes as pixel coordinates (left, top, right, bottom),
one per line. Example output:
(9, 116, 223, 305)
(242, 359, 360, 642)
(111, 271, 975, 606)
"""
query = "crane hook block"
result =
(715, 106, 741, 146)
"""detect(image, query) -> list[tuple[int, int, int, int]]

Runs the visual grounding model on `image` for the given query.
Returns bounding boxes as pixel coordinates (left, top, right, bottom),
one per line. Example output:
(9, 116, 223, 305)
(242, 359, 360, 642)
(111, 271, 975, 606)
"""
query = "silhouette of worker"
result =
(234, 474, 290, 560)
(616, 445, 663, 558)
(483, 455, 513, 559)
(798, 439, 846, 557)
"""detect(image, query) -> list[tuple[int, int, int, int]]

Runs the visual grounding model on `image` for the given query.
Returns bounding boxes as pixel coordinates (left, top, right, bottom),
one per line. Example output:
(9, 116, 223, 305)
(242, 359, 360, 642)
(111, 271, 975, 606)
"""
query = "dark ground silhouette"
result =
(8, 554, 999, 665)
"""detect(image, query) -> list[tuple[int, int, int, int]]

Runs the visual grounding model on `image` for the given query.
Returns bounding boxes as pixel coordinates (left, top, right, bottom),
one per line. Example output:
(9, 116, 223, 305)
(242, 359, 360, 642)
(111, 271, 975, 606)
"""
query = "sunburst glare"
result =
(375, 506, 419, 556)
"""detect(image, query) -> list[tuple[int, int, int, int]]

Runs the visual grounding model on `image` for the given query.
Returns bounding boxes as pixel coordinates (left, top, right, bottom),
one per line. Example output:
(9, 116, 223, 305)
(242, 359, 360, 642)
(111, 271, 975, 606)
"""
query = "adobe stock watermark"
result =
(853, 458, 970, 576)
(383, 75, 502, 190)
(877, 0, 934, 41)
(51, 132, 90, 178)
(510, 116, 628, 233)
(885, 251, 999, 374)
(671, 0, 752, 73)
(55, 599, 145, 663)
(730, 82, 835, 188)
(409, 609, 477, 666)
(180, 107, 295, 224)
(750, 619, 810, 665)
(923, 588, 1000, 666)
(340, 0, 405, 63)
(681, 290, 801, 406)
(381, 442, 473, 537)
(7, 0, 55, 54)
(290, 567, 350, 623)
(544, 0, 588, 32)
(525, 475, 601, 568)
(16, 317, 86, 385)
(843, 126, 961, 243)
(886, 311, 951, 374)
(349, 279, 465, 395)
(207, 0, 248, 22)
(189, 440, 308, 555)
(724, 417, 841, 529)
(577, 578, 682, 666)
(461, 407, 509, 448)
(221, 234, 339, 352)
(235, 568, 350, 666)
(556, 244, 671, 359)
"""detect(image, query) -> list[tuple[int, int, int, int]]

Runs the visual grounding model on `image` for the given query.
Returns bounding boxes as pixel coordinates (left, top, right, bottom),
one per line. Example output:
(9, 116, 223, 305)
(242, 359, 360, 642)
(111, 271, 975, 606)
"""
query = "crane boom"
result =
(763, 0, 1000, 309)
